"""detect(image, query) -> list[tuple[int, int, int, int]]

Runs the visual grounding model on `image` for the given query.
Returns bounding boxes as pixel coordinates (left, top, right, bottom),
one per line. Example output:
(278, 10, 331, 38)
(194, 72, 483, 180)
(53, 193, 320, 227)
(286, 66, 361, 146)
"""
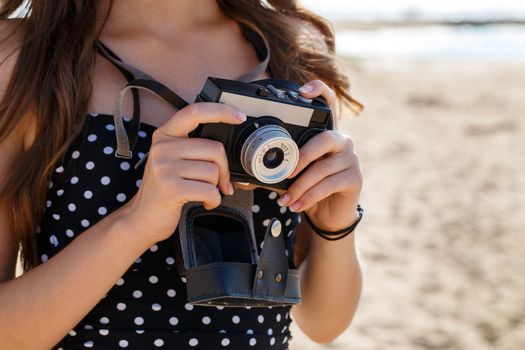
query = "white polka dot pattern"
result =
(38, 114, 297, 349)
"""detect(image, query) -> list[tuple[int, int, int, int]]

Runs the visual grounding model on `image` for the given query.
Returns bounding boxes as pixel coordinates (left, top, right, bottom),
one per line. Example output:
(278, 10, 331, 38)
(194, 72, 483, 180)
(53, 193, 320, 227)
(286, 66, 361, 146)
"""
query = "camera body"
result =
(192, 77, 334, 190)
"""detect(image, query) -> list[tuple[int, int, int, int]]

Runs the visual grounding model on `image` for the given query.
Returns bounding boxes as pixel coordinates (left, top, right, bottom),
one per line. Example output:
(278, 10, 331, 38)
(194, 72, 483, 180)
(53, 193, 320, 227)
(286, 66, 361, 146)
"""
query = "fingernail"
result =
(235, 111, 246, 122)
(228, 182, 235, 195)
(299, 84, 314, 93)
(277, 193, 290, 206)
(289, 201, 302, 212)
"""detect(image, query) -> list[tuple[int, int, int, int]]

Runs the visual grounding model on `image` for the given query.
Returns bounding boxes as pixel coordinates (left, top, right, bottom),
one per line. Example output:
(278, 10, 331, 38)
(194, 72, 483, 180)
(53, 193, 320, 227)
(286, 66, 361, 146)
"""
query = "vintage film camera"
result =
(173, 78, 334, 307)
(107, 61, 335, 306)
(192, 77, 334, 189)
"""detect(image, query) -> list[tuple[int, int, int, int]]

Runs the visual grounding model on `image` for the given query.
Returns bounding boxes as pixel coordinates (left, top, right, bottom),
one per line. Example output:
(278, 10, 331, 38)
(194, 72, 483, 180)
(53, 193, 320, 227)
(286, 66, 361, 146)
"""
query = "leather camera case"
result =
(175, 190, 301, 307)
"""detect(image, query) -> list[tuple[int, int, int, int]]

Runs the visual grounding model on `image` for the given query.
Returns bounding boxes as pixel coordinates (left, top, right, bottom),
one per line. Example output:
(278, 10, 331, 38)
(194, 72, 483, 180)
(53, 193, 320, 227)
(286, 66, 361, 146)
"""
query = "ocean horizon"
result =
(298, 1, 525, 62)
(300, 0, 525, 23)
(335, 24, 525, 62)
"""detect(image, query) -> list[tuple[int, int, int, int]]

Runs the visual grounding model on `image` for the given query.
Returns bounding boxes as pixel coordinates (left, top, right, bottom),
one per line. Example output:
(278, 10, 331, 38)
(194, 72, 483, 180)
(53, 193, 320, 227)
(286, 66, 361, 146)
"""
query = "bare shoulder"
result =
(0, 19, 35, 151)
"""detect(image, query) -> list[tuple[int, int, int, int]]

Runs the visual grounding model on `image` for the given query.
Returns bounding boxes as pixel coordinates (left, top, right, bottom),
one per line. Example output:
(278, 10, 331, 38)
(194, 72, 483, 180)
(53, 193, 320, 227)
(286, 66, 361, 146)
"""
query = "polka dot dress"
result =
(38, 114, 301, 349)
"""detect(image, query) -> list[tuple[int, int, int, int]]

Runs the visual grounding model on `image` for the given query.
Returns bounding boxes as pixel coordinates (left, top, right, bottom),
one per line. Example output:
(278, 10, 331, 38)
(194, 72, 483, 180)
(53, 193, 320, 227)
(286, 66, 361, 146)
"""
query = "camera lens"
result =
(240, 125, 299, 184)
(263, 148, 285, 169)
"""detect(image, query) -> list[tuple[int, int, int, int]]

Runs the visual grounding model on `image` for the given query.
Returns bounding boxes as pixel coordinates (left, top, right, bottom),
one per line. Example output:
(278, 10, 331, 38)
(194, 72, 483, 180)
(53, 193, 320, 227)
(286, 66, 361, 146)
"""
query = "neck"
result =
(97, 0, 226, 40)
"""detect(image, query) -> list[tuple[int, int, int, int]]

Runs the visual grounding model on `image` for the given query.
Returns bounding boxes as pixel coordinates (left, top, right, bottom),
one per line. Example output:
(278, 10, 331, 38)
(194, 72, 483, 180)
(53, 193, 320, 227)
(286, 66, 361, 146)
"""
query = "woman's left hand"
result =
(277, 80, 363, 232)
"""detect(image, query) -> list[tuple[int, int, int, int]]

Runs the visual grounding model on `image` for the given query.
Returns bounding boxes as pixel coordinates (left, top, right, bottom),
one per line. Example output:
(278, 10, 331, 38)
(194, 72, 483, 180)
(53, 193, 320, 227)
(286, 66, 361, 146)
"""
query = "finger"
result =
(288, 169, 354, 213)
(155, 138, 233, 195)
(156, 102, 246, 138)
(177, 179, 222, 210)
(299, 79, 337, 111)
(174, 160, 220, 187)
(279, 152, 354, 207)
(288, 130, 348, 179)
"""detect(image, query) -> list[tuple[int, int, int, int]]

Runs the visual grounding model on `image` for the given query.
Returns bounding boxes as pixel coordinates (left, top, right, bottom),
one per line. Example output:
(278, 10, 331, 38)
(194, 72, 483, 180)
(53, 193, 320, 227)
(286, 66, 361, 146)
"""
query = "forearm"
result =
(0, 205, 150, 350)
(292, 220, 362, 343)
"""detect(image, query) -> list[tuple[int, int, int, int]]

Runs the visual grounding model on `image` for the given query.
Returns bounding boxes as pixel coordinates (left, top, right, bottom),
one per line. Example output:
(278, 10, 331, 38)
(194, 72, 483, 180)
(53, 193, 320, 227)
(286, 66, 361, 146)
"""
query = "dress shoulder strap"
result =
(236, 22, 271, 82)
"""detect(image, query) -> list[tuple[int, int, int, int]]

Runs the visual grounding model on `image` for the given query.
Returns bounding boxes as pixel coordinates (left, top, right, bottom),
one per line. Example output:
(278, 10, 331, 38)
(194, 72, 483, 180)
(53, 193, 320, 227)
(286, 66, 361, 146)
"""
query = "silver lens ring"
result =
(240, 125, 299, 184)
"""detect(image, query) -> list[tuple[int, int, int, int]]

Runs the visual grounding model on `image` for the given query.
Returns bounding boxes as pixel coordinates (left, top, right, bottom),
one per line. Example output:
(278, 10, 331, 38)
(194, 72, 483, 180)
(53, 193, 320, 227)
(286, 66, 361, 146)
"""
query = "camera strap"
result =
(96, 42, 190, 159)
(95, 42, 143, 155)
(96, 21, 270, 159)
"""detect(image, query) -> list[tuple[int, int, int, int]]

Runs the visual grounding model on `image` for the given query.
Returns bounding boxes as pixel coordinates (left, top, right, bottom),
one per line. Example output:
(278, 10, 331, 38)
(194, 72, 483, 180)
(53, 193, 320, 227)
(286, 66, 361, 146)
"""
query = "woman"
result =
(0, 1, 363, 349)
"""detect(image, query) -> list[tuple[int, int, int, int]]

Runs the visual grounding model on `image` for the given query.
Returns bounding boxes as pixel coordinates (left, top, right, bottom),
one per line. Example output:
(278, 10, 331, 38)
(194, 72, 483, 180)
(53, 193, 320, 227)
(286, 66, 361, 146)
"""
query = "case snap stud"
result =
(275, 273, 282, 283)
(271, 220, 282, 237)
(257, 270, 264, 279)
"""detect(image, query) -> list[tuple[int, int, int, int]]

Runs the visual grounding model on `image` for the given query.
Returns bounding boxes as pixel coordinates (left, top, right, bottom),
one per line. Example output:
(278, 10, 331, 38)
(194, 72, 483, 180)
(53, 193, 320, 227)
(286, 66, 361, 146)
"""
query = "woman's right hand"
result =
(120, 102, 246, 245)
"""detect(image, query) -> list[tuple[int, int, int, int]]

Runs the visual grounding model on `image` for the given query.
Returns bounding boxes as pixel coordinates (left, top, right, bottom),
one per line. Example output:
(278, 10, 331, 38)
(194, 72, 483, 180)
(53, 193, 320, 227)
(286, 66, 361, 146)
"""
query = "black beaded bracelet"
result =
(304, 204, 364, 241)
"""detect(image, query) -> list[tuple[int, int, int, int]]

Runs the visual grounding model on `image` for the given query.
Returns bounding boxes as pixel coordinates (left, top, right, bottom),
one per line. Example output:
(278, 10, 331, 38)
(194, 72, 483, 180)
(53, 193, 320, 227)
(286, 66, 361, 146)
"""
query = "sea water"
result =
(335, 24, 525, 61)
(301, 0, 525, 61)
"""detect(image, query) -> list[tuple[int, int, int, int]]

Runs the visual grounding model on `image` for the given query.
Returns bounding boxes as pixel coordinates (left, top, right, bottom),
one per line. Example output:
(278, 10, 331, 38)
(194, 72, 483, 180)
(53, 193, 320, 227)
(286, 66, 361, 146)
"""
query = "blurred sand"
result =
(290, 58, 525, 350)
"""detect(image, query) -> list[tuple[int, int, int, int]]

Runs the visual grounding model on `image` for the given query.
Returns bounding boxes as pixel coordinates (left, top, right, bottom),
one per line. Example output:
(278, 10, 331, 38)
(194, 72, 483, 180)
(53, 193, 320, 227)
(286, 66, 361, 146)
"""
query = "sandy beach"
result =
(289, 58, 525, 349)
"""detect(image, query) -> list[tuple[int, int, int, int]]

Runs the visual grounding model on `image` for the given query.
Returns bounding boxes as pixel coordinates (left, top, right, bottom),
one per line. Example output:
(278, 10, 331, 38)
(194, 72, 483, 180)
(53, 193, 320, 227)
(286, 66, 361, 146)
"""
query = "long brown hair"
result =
(0, 0, 362, 270)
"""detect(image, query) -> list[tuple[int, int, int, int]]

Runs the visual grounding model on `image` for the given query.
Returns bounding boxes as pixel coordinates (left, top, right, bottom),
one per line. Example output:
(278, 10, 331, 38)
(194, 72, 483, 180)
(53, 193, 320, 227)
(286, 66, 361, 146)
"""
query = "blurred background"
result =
(291, 1, 525, 349)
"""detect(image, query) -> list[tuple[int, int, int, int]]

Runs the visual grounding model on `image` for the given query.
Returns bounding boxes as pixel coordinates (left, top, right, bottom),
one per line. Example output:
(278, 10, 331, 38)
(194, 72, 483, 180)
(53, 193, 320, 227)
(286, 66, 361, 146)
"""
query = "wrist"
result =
(304, 205, 361, 232)
(109, 204, 160, 250)
(310, 225, 357, 246)
(303, 204, 363, 241)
